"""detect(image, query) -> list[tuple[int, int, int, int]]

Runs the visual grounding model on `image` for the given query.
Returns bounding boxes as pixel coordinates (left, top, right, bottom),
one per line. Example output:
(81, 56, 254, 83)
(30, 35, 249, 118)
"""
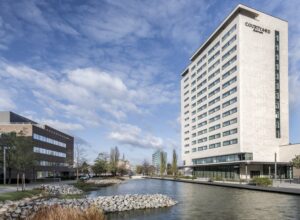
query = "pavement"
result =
(0, 180, 77, 194)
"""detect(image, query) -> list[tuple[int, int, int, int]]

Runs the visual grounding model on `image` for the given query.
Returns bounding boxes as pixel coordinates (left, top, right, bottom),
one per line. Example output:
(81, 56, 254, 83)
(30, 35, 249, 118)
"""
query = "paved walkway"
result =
(145, 177, 300, 196)
(0, 180, 77, 194)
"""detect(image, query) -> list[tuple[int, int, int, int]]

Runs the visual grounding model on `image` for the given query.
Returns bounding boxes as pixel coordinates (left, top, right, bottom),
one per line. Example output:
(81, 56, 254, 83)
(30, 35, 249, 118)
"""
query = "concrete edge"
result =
(144, 177, 300, 196)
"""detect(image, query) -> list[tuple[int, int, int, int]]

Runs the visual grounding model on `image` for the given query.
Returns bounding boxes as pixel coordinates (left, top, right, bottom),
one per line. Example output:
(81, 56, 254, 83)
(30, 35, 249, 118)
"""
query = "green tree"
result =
(291, 155, 300, 178)
(172, 149, 178, 177)
(81, 161, 90, 177)
(12, 130, 36, 191)
(109, 146, 119, 176)
(167, 163, 172, 175)
(92, 157, 108, 176)
(0, 132, 17, 184)
(135, 165, 143, 175)
(160, 152, 166, 176)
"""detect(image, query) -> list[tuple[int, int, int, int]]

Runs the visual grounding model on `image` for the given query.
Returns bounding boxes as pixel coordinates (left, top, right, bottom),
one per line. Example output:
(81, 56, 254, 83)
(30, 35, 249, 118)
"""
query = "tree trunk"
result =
(76, 167, 79, 181)
(17, 173, 19, 192)
(22, 173, 25, 191)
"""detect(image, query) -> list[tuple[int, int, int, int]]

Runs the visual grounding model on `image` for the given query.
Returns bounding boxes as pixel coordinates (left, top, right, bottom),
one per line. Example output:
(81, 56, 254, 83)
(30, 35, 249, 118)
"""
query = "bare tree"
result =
(172, 149, 178, 177)
(74, 138, 88, 181)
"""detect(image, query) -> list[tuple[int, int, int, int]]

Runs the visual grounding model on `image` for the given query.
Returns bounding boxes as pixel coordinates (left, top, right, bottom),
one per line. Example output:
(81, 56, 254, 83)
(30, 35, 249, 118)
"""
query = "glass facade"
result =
(275, 30, 281, 138)
(192, 153, 253, 165)
(193, 165, 240, 179)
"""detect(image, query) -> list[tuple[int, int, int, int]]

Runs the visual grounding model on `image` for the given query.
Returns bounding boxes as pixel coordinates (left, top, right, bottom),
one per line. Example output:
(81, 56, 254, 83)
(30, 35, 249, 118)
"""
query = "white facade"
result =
(181, 4, 290, 167)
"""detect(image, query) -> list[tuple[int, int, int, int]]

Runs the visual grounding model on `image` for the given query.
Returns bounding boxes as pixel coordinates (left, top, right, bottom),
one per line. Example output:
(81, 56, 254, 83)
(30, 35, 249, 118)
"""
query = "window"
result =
(208, 96, 220, 106)
(198, 121, 207, 128)
(223, 118, 237, 127)
(33, 133, 66, 148)
(197, 55, 207, 66)
(197, 88, 207, 97)
(197, 63, 207, 73)
(209, 124, 221, 132)
(198, 129, 207, 136)
(208, 69, 220, 81)
(209, 105, 220, 115)
(198, 137, 207, 143)
(192, 148, 197, 152)
(222, 107, 237, 117)
(198, 145, 208, 151)
(208, 78, 220, 89)
(222, 45, 237, 61)
(208, 60, 220, 72)
(222, 87, 237, 99)
(208, 41, 220, 55)
(197, 104, 207, 112)
(222, 35, 236, 51)
(197, 79, 207, 89)
(209, 142, 221, 149)
(222, 56, 237, 70)
(222, 24, 236, 42)
(197, 96, 207, 105)
(209, 133, 221, 140)
(208, 87, 220, 97)
(198, 112, 207, 120)
(223, 139, 238, 146)
(183, 77, 189, 83)
(209, 115, 220, 123)
(223, 128, 238, 137)
(208, 51, 220, 64)
(34, 147, 66, 158)
(222, 66, 237, 80)
(222, 77, 237, 89)
(222, 97, 237, 108)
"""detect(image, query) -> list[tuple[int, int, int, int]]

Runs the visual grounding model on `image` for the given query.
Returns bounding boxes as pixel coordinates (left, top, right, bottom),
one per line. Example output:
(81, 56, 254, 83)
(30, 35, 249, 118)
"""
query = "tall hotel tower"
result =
(180, 4, 299, 179)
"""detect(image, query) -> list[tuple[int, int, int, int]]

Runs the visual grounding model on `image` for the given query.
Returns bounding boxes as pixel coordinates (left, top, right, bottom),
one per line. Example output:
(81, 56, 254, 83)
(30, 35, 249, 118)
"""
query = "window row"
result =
(38, 160, 68, 167)
(34, 147, 66, 158)
(33, 133, 66, 148)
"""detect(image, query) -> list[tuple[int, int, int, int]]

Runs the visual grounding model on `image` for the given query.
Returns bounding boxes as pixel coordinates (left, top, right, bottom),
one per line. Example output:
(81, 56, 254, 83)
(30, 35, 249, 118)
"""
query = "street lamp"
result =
(0, 133, 7, 185)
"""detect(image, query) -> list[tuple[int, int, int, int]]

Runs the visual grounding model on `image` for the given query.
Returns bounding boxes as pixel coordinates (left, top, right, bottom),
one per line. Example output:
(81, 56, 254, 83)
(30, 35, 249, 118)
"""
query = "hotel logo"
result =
(245, 22, 270, 34)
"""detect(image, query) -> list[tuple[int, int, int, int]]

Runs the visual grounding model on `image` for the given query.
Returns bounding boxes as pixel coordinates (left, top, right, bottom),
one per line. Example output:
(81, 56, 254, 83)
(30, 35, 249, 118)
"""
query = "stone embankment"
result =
(0, 194, 177, 219)
(86, 178, 123, 185)
(37, 184, 83, 195)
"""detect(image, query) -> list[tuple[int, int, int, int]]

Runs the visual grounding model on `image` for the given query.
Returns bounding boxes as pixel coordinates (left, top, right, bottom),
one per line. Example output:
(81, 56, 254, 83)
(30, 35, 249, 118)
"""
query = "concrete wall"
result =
(239, 11, 289, 162)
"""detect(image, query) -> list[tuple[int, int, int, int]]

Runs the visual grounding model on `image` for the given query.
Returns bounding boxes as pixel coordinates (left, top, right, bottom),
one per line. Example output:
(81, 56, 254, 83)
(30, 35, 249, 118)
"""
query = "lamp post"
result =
(0, 133, 6, 185)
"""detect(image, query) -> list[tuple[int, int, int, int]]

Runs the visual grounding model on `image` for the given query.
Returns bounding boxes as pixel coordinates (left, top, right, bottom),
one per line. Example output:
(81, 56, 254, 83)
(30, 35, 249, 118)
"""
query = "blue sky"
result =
(0, 0, 299, 165)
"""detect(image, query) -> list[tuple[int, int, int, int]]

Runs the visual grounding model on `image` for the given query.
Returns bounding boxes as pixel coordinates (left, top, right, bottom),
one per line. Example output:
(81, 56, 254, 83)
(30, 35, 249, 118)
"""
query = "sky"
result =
(0, 0, 299, 165)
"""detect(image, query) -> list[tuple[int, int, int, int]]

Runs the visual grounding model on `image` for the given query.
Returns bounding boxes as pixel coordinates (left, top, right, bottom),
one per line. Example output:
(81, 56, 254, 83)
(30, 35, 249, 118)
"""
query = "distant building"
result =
(152, 150, 167, 174)
(0, 111, 74, 181)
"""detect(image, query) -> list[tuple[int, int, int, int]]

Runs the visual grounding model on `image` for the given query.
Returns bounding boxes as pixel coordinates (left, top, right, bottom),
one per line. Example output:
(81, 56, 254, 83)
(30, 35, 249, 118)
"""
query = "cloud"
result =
(289, 74, 300, 108)
(108, 123, 164, 149)
(40, 119, 84, 131)
(0, 88, 15, 110)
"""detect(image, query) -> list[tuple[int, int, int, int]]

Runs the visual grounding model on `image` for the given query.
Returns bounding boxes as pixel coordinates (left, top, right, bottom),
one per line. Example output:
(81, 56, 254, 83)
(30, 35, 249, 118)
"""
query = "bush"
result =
(251, 177, 272, 187)
(29, 205, 106, 220)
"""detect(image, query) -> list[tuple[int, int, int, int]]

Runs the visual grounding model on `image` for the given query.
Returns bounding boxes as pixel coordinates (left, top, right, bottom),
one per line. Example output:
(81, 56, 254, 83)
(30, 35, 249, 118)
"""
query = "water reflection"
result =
(88, 179, 300, 220)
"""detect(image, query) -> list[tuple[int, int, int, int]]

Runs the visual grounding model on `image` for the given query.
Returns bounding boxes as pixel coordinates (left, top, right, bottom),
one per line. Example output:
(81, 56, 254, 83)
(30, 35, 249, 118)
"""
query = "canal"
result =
(88, 179, 300, 220)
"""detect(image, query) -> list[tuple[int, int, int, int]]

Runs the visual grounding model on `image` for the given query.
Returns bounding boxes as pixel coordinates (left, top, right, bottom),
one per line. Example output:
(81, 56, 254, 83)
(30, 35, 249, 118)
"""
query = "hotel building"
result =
(0, 111, 74, 180)
(152, 150, 167, 175)
(181, 4, 300, 179)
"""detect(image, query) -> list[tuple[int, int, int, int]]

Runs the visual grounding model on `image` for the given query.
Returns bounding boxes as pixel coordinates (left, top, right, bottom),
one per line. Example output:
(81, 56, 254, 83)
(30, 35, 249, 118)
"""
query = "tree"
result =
(167, 163, 172, 175)
(92, 153, 108, 176)
(0, 132, 18, 184)
(12, 130, 36, 191)
(172, 149, 178, 177)
(160, 152, 166, 176)
(291, 155, 300, 179)
(74, 140, 87, 181)
(81, 161, 90, 177)
(142, 160, 150, 175)
(109, 146, 119, 176)
(148, 165, 156, 176)
(135, 165, 143, 175)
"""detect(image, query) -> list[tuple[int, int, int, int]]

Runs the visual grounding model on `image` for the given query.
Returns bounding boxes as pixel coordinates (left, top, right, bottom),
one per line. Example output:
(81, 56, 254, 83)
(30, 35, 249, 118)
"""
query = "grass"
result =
(73, 180, 117, 192)
(0, 189, 42, 201)
(29, 205, 106, 220)
(58, 194, 84, 199)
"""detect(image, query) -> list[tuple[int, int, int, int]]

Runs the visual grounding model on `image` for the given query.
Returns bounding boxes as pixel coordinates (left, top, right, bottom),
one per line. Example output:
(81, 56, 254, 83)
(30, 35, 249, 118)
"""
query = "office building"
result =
(152, 150, 167, 174)
(181, 4, 300, 179)
(0, 111, 74, 180)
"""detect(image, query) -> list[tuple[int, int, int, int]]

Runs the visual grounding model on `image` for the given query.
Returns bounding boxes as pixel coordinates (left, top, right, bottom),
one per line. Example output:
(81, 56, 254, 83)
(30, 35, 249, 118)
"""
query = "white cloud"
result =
(289, 74, 300, 108)
(0, 88, 15, 110)
(108, 123, 164, 150)
(40, 119, 84, 131)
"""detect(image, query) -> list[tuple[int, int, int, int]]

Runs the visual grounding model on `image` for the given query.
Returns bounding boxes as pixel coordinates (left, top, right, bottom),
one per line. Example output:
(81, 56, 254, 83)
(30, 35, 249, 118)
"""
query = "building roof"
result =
(182, 4, 287, 77)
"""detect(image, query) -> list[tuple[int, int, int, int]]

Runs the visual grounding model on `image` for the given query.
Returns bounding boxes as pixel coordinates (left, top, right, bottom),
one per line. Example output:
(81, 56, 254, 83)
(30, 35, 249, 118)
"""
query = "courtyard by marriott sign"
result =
(245, 22, 270, 34)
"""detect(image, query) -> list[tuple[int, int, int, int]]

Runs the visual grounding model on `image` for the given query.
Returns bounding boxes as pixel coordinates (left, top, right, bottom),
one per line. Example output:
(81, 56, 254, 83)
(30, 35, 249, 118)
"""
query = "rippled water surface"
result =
(88, 179, 300, 220)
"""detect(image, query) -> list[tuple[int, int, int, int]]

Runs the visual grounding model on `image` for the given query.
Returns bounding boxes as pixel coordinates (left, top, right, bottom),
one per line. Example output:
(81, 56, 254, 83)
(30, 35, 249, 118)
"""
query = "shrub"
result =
(29, 205, 106, 220)
(251, 177, 272, 187)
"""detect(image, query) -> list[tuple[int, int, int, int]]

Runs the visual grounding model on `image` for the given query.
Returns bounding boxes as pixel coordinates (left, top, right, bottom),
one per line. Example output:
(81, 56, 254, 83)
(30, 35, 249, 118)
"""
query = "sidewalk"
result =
(0, 180, 77, 194)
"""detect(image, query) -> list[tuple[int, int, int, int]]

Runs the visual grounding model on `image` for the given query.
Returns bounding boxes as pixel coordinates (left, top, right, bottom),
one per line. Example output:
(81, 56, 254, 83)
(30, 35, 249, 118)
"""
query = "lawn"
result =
(0, 189, 42, 201)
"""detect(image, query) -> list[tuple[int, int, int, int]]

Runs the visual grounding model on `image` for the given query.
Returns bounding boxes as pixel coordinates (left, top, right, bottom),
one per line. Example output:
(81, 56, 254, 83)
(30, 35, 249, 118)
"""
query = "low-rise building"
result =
(0, 111, 74, 181)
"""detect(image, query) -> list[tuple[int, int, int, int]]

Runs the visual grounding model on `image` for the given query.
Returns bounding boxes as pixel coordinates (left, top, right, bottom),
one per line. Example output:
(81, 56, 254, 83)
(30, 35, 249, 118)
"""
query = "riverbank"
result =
(145, 176, 300, 196)
(1, 194, 177, 219)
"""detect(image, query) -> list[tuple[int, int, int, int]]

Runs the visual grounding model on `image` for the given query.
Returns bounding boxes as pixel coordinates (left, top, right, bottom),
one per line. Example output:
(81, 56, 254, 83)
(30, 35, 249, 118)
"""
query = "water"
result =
(88, 179, 300, 220)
